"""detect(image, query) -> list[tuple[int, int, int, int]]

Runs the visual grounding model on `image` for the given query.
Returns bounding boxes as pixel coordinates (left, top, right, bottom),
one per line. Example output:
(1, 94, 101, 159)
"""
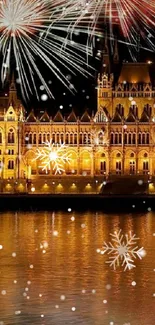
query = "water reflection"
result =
(0, 211, 154, 324)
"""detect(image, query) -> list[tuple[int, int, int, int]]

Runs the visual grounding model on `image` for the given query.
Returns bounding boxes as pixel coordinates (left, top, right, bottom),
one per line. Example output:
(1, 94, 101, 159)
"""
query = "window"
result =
(39, 133, 42, 144)
(116, 153, 121, 158)
(8, 128, 15, 144)
(33, 133, 36, 144)
(66, 133, 69, 144)
(29, 133, 32, 144)
(47, 133, 50, 142)
(110, 133, 114, 144)
(143, 161, 149, 174)
(0, 132, 2, 143)
(43, 133, 46, 143)
(116, 161, 121, 174)
(8, 160, 14, 169)
(8, 149, 14, 155)
(130, 153, 134, 158)
(70, 133, 73, 144)
(74, 133, 77, 144)
(100, 161, 106, 173)
(60, 133, 64, 143)
(129, 161, 135, 174)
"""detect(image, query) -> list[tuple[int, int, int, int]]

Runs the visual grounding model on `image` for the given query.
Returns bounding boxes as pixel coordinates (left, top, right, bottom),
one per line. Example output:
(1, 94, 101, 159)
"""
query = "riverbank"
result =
(0, 193, 153, 212)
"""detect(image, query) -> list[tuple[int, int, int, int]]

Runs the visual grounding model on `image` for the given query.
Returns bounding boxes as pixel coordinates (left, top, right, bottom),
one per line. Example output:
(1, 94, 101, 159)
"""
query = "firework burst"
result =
(65, 0, 155, 57)
(33, 140, 72, 174)
(0, 0, 93, 100)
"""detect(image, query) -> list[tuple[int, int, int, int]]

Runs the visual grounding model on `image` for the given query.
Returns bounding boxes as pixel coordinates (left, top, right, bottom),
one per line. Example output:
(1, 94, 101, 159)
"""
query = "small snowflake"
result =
(99, 229, 144, 271)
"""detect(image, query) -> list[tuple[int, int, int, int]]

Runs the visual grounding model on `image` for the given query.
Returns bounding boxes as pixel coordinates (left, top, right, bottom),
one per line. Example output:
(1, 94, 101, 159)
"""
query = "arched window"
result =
(0, 132, 2, 143)
(8, 128, 15, 144)
(8, 160, 14, 169)
(70, 133, 73, 144)
(124, 133, 127, 144)
(146, 133, 150, 144)
(38, 133, 42, 144)
(110, 133, 114, 144)
(56, 133, 59, 143)
(47, 133, 50, 142)
(60, 133, 64, 144)
(133, 133, 136, 144)
(144, 153, 148, 158)
(74, 133, 77, 144)
(138, 133, 142, 144)
(118, 133, 122, 144)
(29, 133, 32, 144)
(116, 153, 121, 158)
(66, 133, 69, 144)
(130, 153, 135, 158)
(43, 133, 46, 143)
(33, 133, 36, 144)
(142, 133, 145, 144)
(52, 133, 55, 143)
(114, 133, 118, 144)
(79, 133, 82, 144)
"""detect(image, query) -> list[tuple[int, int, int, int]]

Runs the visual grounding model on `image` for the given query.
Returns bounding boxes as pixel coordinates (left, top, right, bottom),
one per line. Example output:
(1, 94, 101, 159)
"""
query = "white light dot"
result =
(59, 105, 63, 109)
(60, 295, 65, 301)
(14, 280, 17, 284)
(81, 223, 86, 228)
(1, 290, 6, 295)
(68, 208, 72, 212)
(82, 289, 86, 294)
(0, 245, 3, 249)
(39, 294, 42, 297)
(41, 314, 44, 318)
(106, 284, 111, 290)
(103, 299, 107, 304)
(148, 207, 151, 211)
(12, 252, 16, 257)
(92, 289, 96, 294)
(96, 249, 101, 253)
(71, 216, 75, 221)
(41, 94, 48, 101)
(15, 310, 21, 315)
(53, 230, 58, 236)
(131, 281, 136, 286)
(29, 264, 34, 269)
(71, 307, 76, 311)
(67, 230, 71, 234)
(27, 281, 31, 285)
(55, 305, 59, 308)
(138, 179, 143, 185)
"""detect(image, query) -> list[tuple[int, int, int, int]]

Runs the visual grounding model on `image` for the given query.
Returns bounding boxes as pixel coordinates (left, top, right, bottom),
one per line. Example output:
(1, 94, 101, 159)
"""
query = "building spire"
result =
(8, 72, 18, 107)
(102, 29, 111, 74)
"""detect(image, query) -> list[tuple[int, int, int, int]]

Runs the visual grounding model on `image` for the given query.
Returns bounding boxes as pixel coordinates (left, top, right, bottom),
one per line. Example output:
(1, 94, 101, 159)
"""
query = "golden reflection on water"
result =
(0, 210, 154, 324)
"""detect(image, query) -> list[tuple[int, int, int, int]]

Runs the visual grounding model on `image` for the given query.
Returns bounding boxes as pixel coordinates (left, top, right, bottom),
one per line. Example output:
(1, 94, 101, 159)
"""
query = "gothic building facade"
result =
(0, 59, 155, 180)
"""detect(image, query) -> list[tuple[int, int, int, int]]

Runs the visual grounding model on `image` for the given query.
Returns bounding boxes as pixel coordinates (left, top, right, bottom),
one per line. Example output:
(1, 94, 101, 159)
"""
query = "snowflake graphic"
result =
(99, 229, 145, 271)
(33, 140, 72, 175)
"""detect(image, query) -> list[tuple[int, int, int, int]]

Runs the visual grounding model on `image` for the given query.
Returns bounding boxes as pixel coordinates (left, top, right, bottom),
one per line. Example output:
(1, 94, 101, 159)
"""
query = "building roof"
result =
(118, 63, 151, 84)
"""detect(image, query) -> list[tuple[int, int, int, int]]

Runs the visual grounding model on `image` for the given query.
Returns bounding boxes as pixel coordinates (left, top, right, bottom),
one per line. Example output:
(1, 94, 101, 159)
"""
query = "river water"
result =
(0, 209, 154, 325)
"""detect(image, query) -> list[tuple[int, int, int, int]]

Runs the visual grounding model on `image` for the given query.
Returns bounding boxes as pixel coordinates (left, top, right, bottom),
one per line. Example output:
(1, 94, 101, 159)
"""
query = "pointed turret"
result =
(8, 73, 18, 107)
(102, 30, 111, 74)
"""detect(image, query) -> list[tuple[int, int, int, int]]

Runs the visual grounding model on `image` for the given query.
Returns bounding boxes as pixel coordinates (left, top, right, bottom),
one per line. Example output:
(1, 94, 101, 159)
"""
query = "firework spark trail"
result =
(58, 0, 155, 56)
(0, 0, 94, 100)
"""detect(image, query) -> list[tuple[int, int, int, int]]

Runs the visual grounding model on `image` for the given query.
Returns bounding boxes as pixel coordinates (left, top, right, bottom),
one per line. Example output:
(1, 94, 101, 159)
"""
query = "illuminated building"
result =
(0, 45, 155, 181)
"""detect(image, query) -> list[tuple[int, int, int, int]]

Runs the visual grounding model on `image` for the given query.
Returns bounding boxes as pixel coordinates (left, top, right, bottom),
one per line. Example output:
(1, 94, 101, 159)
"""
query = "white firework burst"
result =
(0, 0, 93, 100)
(33, 140, 72, 174)
(97, 229, 145, 271)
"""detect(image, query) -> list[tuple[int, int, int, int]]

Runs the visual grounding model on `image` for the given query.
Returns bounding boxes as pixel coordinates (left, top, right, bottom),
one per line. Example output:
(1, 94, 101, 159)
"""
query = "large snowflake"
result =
(33, 140, 72, 175)
(98, 229, 145, 271)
